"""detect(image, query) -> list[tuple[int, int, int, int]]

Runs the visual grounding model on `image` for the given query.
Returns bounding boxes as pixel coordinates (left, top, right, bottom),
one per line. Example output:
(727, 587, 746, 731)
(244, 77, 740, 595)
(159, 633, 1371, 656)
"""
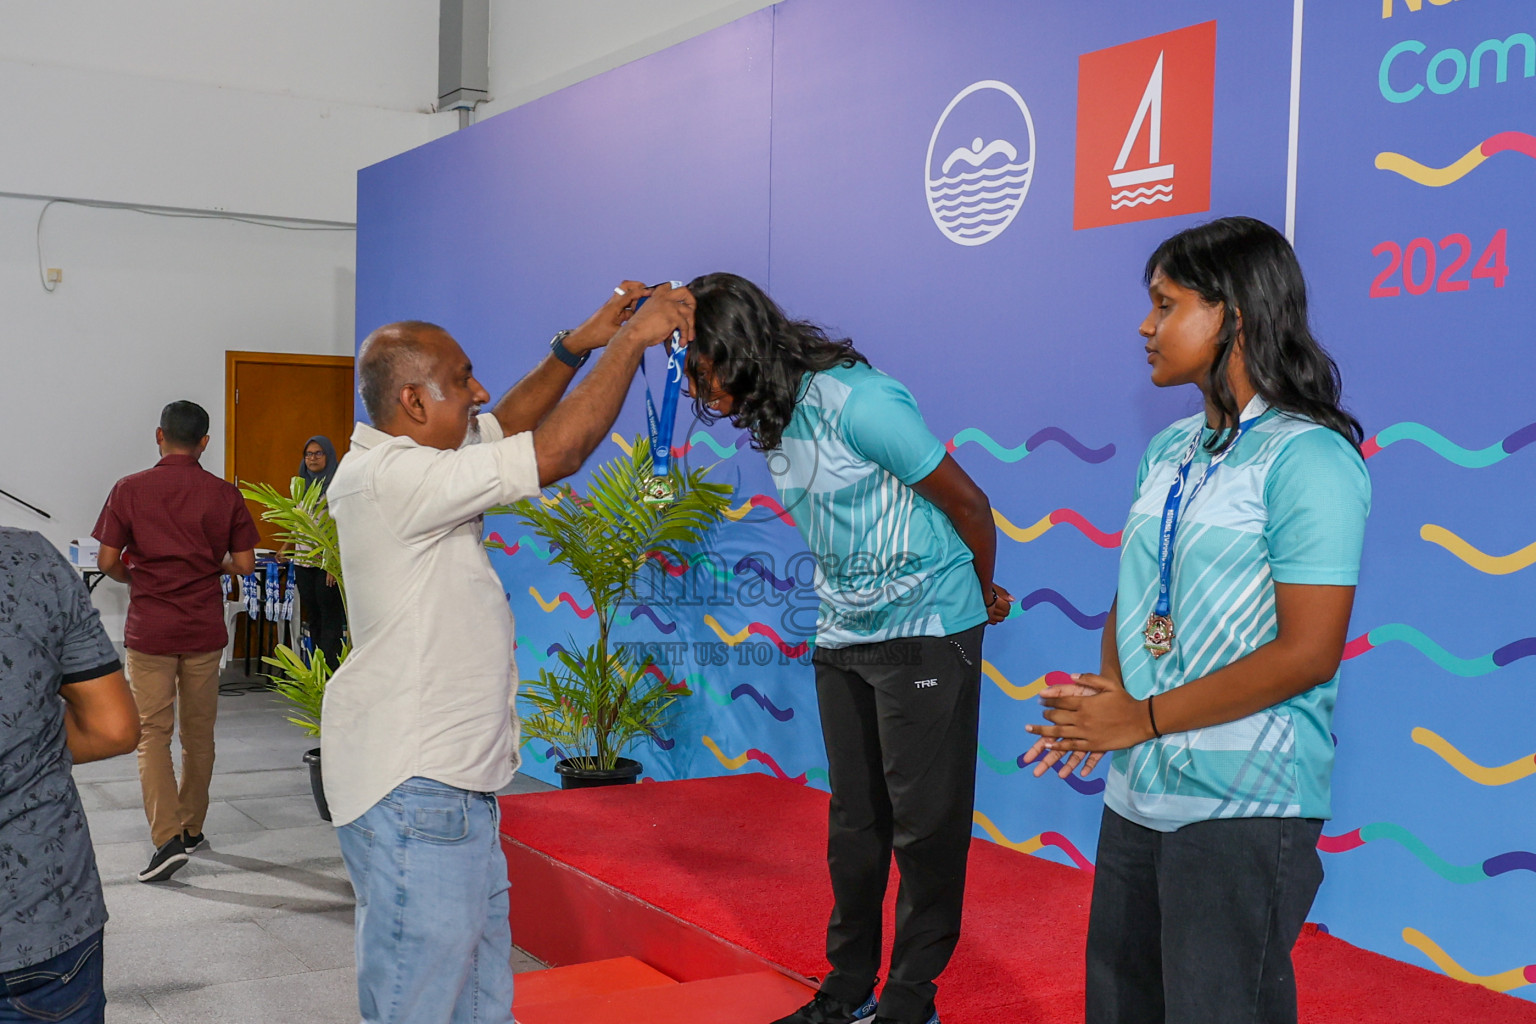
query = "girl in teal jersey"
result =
(686, 273, 1013, 1024)
(1024, 217, 1370, 1024)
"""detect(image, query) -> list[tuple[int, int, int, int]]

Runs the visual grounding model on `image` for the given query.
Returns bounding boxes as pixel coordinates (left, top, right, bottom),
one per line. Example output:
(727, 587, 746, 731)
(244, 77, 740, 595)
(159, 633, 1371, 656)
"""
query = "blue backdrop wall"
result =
(355, 0, 1535, 998)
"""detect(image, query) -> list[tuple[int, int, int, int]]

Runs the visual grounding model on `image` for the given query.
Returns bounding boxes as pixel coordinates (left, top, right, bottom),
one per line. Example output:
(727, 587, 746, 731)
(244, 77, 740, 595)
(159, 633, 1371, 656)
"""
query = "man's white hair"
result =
(357, 322, 448, 424)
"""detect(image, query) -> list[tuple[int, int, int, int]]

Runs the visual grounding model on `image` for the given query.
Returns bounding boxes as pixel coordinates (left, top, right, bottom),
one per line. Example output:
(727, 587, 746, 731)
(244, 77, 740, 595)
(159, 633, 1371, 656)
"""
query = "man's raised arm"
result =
(490, 281, 649, 437)
(529, 284, 693, 486)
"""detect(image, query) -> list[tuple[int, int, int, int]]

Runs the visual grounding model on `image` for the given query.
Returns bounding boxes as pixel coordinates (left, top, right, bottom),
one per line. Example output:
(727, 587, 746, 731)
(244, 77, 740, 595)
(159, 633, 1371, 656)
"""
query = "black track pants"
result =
(812, 624, 984, 1024)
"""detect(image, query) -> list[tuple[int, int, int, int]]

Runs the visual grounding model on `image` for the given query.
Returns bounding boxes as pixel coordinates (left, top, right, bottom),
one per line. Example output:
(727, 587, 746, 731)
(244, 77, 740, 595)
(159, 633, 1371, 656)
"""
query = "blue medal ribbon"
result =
(1147, 403, 1264, 654)
(635, 282, 685, 489)
(641, 341, 684, 476)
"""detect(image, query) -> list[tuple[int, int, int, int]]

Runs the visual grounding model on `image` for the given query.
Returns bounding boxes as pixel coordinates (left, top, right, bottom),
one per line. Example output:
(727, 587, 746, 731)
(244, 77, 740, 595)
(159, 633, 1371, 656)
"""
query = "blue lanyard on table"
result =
(1152, 414, 1260, 619)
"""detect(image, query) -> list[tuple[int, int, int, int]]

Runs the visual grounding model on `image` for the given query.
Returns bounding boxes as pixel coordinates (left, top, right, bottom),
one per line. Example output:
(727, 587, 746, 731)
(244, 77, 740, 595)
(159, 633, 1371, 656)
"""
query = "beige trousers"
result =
(124, 648, 223, 847)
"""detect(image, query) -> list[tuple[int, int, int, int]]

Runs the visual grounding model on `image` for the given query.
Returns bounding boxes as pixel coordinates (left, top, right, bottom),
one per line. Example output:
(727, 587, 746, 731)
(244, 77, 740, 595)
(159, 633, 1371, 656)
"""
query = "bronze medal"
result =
(641, 475, 677, 507)
(1142, 613, 1175, 658)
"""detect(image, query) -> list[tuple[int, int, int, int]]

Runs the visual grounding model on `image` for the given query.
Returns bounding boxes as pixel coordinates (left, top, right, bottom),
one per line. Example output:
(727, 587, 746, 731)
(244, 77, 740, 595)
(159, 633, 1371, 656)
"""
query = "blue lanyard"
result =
(1152, 415, 1260, 618)
(635, 282, 684, 478)
(640, 341, 684, 476)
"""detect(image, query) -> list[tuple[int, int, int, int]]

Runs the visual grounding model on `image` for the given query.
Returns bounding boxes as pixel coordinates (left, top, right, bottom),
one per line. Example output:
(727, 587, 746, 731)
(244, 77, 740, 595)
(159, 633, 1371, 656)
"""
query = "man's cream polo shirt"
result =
(320, 413, 540, 826)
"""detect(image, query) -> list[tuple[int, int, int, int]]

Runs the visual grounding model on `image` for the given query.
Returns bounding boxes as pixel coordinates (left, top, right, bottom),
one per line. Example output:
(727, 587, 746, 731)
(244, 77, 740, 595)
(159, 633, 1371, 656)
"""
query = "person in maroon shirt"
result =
(93, 400, 260, 883)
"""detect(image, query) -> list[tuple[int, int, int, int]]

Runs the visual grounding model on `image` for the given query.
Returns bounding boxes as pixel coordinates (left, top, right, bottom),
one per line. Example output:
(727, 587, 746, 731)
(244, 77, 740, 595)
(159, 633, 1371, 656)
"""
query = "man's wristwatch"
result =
(549, 329, 590, 369)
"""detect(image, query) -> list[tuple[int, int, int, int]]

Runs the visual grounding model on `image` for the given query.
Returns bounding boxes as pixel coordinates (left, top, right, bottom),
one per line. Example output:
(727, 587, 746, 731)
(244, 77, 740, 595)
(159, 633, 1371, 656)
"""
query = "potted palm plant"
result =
(512, 436, 732, 788)
(239, 475, 345, 820)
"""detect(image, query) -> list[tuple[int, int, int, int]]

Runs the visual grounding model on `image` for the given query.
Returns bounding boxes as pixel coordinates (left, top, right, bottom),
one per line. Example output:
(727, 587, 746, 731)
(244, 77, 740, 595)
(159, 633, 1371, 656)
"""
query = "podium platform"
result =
(500, 775, 1536, 1024)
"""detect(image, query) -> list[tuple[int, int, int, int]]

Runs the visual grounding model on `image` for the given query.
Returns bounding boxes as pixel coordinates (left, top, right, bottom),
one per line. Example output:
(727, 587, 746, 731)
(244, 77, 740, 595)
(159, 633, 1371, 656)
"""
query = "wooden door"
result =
(225, 352, 355, 550)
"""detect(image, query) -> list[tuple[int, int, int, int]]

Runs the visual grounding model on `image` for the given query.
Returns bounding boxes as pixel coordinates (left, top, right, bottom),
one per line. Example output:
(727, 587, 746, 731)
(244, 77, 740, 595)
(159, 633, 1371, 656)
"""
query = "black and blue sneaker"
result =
(771, 990, 878, 1024)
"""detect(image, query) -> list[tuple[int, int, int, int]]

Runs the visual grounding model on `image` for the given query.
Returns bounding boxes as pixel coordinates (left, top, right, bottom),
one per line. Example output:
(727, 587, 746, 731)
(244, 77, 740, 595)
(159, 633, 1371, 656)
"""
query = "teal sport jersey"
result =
(769, 362, 987, 648)
(1105, 403, 1370, 831)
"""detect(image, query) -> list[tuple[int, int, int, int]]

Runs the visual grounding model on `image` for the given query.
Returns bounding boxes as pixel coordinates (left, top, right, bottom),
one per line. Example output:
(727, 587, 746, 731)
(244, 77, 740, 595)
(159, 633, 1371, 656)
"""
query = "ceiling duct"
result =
(439, 0, 490, 127)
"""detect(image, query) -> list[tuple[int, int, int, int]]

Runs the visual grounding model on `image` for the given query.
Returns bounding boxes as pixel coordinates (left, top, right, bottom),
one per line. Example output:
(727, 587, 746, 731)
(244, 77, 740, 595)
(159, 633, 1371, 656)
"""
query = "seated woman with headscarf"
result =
(293, 435, 347, 668)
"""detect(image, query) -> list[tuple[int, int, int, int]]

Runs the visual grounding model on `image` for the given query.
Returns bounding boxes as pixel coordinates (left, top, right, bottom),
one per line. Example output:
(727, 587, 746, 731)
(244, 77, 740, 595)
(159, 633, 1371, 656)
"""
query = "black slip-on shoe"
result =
(138, 836, 189, 883)
(181, 830, 205, 853)
(771, 990, 878, 1024)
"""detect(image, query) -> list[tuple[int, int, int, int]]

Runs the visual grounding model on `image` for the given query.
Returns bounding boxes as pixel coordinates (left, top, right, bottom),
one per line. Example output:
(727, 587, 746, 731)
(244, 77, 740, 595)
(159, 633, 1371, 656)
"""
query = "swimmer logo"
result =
(925, 81, 1036, 246)
(1074, 21, 1216, 230)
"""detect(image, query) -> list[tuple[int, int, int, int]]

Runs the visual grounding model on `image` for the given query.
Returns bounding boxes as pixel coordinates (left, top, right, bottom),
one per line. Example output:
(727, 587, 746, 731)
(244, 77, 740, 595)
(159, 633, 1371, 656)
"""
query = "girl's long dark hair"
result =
(1147, 216, 1363, 454)
(685, 272, 868, 451)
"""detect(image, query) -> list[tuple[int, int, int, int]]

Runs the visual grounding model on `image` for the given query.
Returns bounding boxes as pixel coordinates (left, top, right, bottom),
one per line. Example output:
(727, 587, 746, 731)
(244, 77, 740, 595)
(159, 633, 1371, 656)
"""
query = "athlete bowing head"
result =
(685, 271, 1010, 1024)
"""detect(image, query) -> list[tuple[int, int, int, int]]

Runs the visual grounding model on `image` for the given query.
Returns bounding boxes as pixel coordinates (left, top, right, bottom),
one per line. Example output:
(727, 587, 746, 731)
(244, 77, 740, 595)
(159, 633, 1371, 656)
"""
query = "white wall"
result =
(0, 2, 441, 112)
(0, 2, 450, 637)
(0, 1, 450, 221)
(0, 196, 358, 634)
(0, 0, 781, 639)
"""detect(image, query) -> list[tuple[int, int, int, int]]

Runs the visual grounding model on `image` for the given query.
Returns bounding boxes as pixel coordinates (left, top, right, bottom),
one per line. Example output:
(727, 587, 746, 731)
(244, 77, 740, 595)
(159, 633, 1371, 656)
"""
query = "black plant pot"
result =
(303, 747, 332, 821)
(554, 756, 643, 790)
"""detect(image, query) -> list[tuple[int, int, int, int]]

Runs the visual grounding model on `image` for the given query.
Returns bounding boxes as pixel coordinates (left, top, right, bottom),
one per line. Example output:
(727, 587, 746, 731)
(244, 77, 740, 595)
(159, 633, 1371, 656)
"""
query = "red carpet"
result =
(500, 775, 1536, 1023)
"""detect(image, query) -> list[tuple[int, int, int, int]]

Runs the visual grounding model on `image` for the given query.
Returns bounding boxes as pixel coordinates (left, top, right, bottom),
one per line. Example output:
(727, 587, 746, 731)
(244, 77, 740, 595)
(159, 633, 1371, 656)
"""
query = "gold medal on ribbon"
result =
(641, 474, 677, 507)
(1142, 613, 1175, 658)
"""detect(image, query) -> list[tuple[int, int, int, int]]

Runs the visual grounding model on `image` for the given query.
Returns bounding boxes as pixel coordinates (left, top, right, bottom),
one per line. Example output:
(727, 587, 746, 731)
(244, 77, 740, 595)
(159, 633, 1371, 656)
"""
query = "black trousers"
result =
(812, 624, 984, 1024)
(1086, 807, 1325, 1024)
(293, 565, 346, 670)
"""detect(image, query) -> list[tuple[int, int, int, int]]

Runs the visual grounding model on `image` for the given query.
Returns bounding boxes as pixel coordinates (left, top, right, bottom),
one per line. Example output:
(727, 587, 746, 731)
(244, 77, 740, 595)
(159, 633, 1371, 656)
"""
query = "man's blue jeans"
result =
(0, 932, 104, 1024)
(338, 778, 514, 1024)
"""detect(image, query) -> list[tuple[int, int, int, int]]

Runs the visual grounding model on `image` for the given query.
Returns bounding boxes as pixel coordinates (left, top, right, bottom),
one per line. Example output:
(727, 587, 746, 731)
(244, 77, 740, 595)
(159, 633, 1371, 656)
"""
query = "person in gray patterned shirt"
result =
(1, 528, 140, 1023)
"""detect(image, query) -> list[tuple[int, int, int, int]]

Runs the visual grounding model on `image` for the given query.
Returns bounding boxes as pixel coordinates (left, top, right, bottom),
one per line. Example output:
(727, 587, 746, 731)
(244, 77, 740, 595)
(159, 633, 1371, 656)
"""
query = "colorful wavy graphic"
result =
(1342, 624, 1536, 676)
(1401, 928, 1536, 993)
(528, 591, 678, 635)
(723, 494, 797, 526)
(971, 811, 1094, 871)
(977, 741, 1106, 795)
(528, 586, 595, 619)
(977, 742, 1020, 776)
(983, 664, 1073, 701)
(994, 507, 1122, 547)
(520, 740, 556, 765)
(1420, 524, 1536, 575)
(701, 735, 827, 784)
(484, 531, 553, 560)
(612, 430, 752, 461)
(717, 681, 793, 720)
(638, 663, 690, 693)
(643, 551, 799, 591)
(735, 556, 797, 592)
(617, 604, 677, 634)
(1320, 822, 1536, 884)
(1411, 728, 1536, 786)
(646, 551, 733, 583)
(669, 671, 794, 720)
(1015, 588, 1110, 630)
(1007, 750, 1107, 795)
(701, 614, 811, 659)
(622, 426, 1119, 467)
(1361, 421, 1536, 465)
(513, 636, 570, 667)
(528, 593, 811, 661)
(672, 430, 752, 460)
(945, 426, 1115, 464)
(1376, 131, 1536, 187)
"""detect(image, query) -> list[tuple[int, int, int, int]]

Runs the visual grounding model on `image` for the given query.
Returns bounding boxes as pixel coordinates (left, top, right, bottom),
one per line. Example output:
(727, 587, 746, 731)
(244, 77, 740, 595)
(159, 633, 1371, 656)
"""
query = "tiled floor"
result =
(76, 670, 553, 1024)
